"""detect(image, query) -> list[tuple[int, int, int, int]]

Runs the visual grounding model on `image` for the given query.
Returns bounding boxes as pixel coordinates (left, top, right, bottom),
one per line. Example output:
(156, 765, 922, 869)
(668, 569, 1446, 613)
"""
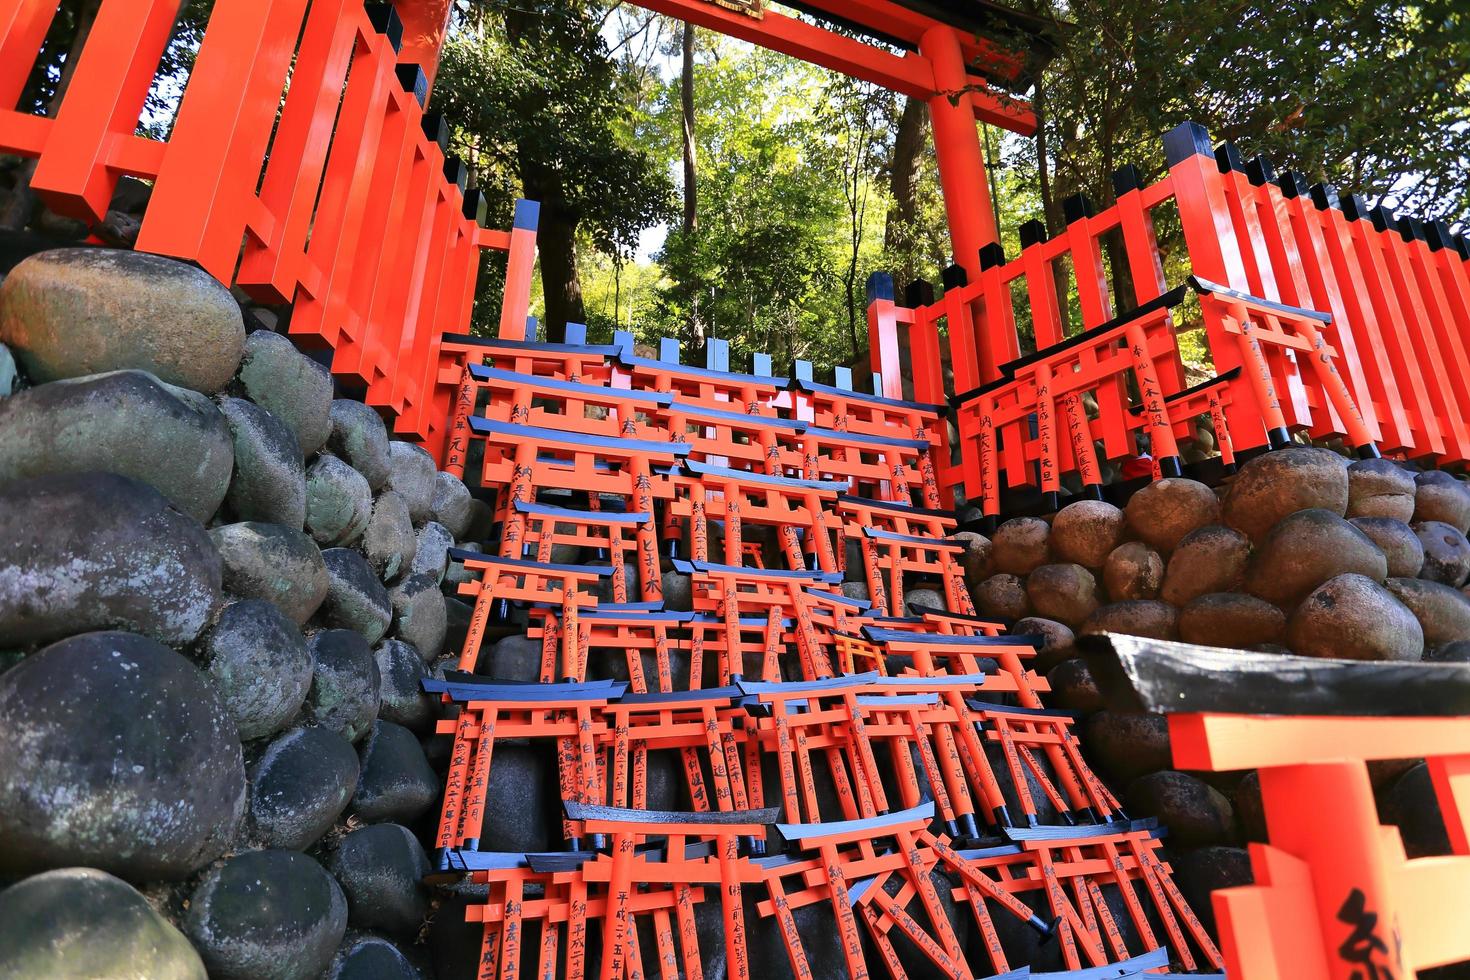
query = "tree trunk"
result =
(679, 21, 704, 350)
(532, 201, 585, 339)
(883, 96, 926, 287)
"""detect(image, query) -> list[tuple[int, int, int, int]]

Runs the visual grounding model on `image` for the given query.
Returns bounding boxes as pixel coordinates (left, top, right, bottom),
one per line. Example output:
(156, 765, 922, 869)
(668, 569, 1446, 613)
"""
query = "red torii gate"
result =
(394, 0, 1055, 287)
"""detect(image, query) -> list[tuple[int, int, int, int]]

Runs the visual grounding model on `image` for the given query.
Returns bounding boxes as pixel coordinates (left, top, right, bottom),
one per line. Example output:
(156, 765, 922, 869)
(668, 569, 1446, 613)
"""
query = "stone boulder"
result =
(662, 569, 694, 611)
(320, 548, 393, 643)
(1380, 763, 1452, 858)
(1233, 771, 1267, 842)
(1413, 470, 1470, 532)
(211, 522, 328, 625)
(1124, 478, 1220, 554)
(476, 744, 556, 853)
(1080, 600, 1179, 641)
(328, 399, 391, 491)
(218, 396, 305, 527)
(1045, 658, 1103, 713)
(1102, 541, 1163, 601)
(1223, 447, 1348, 542)
(388, 573, 447, 661)
(432, 470, 474, 539)
(1013, 616, 1075, 670)
(0, 472, 221, 647)
(1414, 520, 1470, 587)
(0, 248, 245, 393)
(1126, 770, 1237, 847)
(1350, 516, 1425, 578)
(326, 934, 426, 980)
(0, 631, 245, 879)
(1025, 563, 1099, 628)
(409, 521, 453, 583)
(1082, 712, 1171, 783)
(1346, 458, 1416, 521)
(325, 823, 430, 939)
(198, 600, 312, 741)
(0, 868, 206, 980)
(1171, 847, 1253, 935)
(1161, 525, 1250, 605)
(1286, 573, 1423, 660)
(305, 455, 373, 547)
(1245, 509, 1387, 608)
(1049, 500, 1125, 569)
(374, 639, 434, 731)
(1384, 577, 1470, 650)
(247, 726, 359, 850)
(0, 370, 233, 522)
(351, 720, 439, 823)
(385, 441, 436, 524)
(184, 849, 347, 980)
(233, 331, 332, 455)
(361, 490, 417, 581)
(1178, 593, 1287, 648)
(991, 517, 1050, 575)
(307, 630, 381, 742)
(950, 530, 992, 584)
(974, 573, 1030, 620)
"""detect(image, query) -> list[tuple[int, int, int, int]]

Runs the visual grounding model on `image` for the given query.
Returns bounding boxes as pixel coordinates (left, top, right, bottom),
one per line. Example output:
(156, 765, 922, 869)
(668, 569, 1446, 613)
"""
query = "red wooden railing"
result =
(866, 121, 1470, 512)
(0, 0, 533, 457)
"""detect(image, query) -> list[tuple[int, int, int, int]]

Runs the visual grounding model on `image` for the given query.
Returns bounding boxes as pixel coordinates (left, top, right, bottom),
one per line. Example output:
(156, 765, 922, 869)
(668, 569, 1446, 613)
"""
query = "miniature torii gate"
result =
(394, 0, 1054, 287)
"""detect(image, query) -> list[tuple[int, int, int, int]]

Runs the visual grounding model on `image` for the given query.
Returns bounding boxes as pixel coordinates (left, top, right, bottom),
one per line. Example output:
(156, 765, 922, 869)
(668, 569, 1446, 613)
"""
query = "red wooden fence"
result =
(867, 121, 1470, 513)
(0, 0, 532, 458)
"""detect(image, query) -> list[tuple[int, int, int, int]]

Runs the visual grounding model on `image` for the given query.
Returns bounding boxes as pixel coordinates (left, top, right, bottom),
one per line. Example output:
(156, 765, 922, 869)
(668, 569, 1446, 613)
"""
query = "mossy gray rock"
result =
(218, 395, 305, 527)
(247, 726, 359, 850)
(362, 490, 417, 581)
(374, 638, 433, 730)
(1286, 573, 1423, 660)
(0, 370, 233, 521)
(1025, 563, 1099, 628)
(198, 599, 311, 741)
(351, 720, 439, 823)
(1124, 477, 1220, 554)
(184, 849, 347, 980)
(328, 399, 391, 491)
(211, 522, 328, 625)
(1223, 446, 1348, 542)
(409, 521, 454, 583)
(307, 629, 381, 742)
(432, 470, 474, 538)
(320, 547, 393, 643)
(0, 248, 245, 393)
(1049, 500, 1125, 568)
(1384, 577, 1470, 650)
(305, 455, 373, 547)
(1413, 470, 1470, 532)
(991, 516, 1050, 575)
(1346, 458, 1416, 521)
(0, 472, 221, 647)
(388, 573, 447, 661)
(1102, 541, 1164, 600)
(325, 824, 430, 939)
(234, 331, 332, 455)
(1178, 592, 1286, 648)
(1350, 516, 1425, 578)
(0, 631, 245, 879)
(385, 441, 436, 524)
(1413, 519, 1470, 587)
(0, 868, 206, 980)
(326, 934, 426, 980)
(1161, 525, 1251, 606)
(1246, 509, 1386, 608)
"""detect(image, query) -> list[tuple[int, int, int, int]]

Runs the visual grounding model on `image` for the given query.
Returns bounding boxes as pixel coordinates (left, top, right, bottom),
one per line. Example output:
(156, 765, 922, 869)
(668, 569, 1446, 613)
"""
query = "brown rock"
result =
(1350, 517, 1425, 578)
(1384, 577, 1470, 649)
(1413, 520, 1470, 587)
(991, 517, 1050, 575)
(1045, 658, 1103, 713)
(974, 574, 1029, 620)
(1160, 525, 1250, 605)
(1083, 711, 1171, 783)
(1413, 470, 1470, 532)
(949, 531, 992, 584)
(1125, 770, 1237, 847)
(1102, 541, 1163, 600)
(1232, 771, 1266, 842)
(1428, 639, 1470, 663)
(1285, 573, 1423, 661)
(1049, 500, 1125, 569)
(1081, 600, 1179, 641)
(1222, 447, 1348, 542)
(1013, 616, 1075, 671)
(1025, 563, 1100, 628)
(1171, 847, 1253, 935)
(1245, 509, 1387, 608)
(1346, 458, 1416, 521)
(1178, 593, 1286, 648)
(1124, 478, 1220, 554)
(1380, 763, 1452, 858)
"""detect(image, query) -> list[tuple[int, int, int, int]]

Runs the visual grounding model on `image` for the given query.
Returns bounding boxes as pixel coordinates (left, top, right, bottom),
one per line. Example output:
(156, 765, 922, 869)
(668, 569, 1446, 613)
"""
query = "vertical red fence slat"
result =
(0, 0, 57, 108)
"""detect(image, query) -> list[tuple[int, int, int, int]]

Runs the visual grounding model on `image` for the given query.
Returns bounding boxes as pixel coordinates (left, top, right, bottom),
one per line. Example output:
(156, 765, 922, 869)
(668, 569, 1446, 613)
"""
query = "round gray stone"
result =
(410, 521, 453, 583)
(1083, 711, 1170, 783)
(325, 823, 430, 939)
(0, 370, 234, 522)
(0, 248, 245, 393)
(218, 395, 305, 527)
(1246, 508, 1387, 608)
(198, 599, 311, 741)
(1350, 516, 1425, 578)
(305, 455, 373, 547)
(0, 472, 222, 647)
(184, 849, 347, 980)
(1125, 771, 1237, 847)
(307, 629, 381, 743)
(326, 934, 426, 980)
(0, 868, 206, 980)
(247, 726, 359, 850)
(1414, 520, 1470, 587)
(350, 720, 439, 823)
(0, 631, 245, 880)
(388, 573, 447, 661)
(320, 548, 393, 644)
(374, 639, 433, 731)
(1161, 525, 1251, 606)
(662, 569, 694, 611)
(211, 522, 328, 625)
(1222, 446, 1348, 542)
(1414, 470, 1470, 532)
(432, 470, 474, 538)
(1384, 577, 1470, 649)
(1347, 458, 1416, 521)
(234, 331, 332, 455)
(328, 399, 391, 491)
(362, 490, 417, 581)
(385, 442, 436, 524)
(1286, 573, 1423, 660)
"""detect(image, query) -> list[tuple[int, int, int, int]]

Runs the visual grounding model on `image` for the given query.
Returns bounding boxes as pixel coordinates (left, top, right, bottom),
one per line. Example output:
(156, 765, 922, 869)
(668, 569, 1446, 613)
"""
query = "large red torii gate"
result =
(395, 0, 1056, 286)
